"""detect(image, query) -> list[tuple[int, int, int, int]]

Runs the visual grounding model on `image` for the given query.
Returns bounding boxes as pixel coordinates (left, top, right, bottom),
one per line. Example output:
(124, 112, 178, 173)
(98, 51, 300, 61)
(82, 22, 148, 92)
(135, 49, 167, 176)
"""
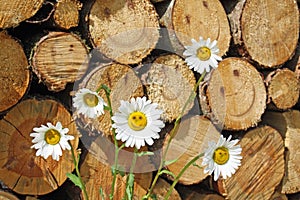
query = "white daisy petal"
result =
(30, 122, 75, 161)
(184, 36, 222, 74)
(202, 135, 242, 181)
(112, 97, 165, 149)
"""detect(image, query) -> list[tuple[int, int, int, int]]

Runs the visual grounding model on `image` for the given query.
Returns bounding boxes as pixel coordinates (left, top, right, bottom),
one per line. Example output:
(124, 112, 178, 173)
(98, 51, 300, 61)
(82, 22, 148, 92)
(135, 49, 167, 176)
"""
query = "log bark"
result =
(31, 32, 89, 92)
(265, 68, 300, 110)
(217, 126, 284, 200)
(53, 0, 82, 29)
(141, 54, 196, 122)
(0, 31, 31, 113)
(0, 0, 44, 28)
(199, 57, 267, 130)
(160, 0, 231, 56)
(262, 110, 300, 194)
(163, 115, 221, 185)
(0, 98, 79, 195)
(75, 63, 144, 137)
(88, 0, 160, 64)
(229, 0, 299, 67)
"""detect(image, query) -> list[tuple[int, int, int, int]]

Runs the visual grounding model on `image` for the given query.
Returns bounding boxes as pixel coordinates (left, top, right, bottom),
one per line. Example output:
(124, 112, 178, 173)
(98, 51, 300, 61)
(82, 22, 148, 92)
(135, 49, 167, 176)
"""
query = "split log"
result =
(88, 0, 160, 64)
(160, 0, 231, 56)
(178, 187, 225, 200)
(0, 31, 30, 113)
(141, 54, 196, 122)
(75, 63, 144, 137)
(31, 32, 89, 92)
(262, 110, 300, 194)
(216, 126, 284, 200)
(229, 0, 299, 67)
(80, 150, 152, 200)
(151, 178, 181, 200)
(265, 68, 300, 110)
(270, 190, 288, 200)
(199, 57, 267, 130)
(0, 98, 79, 195)
(0, 0, 44, 28)
(53, 0, 82, 29)
(0, 191, 19, 200)
(163, 115, 221, 185)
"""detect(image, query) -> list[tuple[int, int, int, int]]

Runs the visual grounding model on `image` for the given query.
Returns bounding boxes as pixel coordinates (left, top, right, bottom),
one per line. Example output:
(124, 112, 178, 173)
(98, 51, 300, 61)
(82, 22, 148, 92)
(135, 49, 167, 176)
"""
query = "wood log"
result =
(0, 191, 19, 200)
(262, 110, 300, 194)
(31, 32, 89, 92)
(160, 0, 231, 56)
(151, 178, 181, 200)
(270, 190, 288, 200)
(265, 68, 300, 110)
(140, 54, 196, 122)
(199, 57, 267, 130)
(0, 98, 79, 195)
(216, 126, 284, 200)
(53, 0, 82, 29)
(0, 31, 30, 113)
(75, 63, 144, 137)
(163, 115, 221, 185)
(88, 0, 160, 64)
(0, 0, 44, 29)
(229, 0, 299, 67)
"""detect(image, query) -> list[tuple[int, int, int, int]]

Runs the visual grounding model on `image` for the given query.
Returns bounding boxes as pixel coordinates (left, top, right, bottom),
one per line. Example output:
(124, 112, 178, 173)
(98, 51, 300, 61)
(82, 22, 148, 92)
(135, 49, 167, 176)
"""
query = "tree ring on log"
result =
(0, 31, 30, 113)
(0, 98, 79, 195)
(200, 57, 266, 130)
(31, 32, 89, 92)
(88, 0, 160, 64)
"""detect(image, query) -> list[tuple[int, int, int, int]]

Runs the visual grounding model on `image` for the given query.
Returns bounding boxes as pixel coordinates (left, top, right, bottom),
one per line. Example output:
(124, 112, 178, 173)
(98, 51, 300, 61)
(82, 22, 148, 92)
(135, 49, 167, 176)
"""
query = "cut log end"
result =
(0, 31, 30, 113)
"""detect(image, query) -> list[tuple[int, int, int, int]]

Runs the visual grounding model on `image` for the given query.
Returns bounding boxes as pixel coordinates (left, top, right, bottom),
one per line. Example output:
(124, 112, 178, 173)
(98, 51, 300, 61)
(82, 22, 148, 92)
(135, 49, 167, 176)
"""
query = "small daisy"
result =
(202, 135, 242, 181)
(30, 122, 74, 161)
(183, 36, 222, 74)
(111, 97, 165, 149)
(73, 88, 107, 119)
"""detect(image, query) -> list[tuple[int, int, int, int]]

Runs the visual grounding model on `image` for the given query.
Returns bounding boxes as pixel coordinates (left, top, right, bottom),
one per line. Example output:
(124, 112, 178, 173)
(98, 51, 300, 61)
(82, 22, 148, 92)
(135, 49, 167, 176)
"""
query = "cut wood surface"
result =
(0, 31, 30, 113)
(141, 54, 196, 122)
(160, 0, 231, 56)
(262, 110, 300, 194)
(75, 63, 144, 136)
(265, 69, 300, 110)
(163, 115, 220, 185)
(89, 0, 160, 64)
(230, 0, 299, 67)
(53, 0, 82, 29)
(0, 0, 44, 28)
(0, 98, 79, 195)
(31, 32, 89, 92)
(0, 191, 19, 200)
(217, 126, 284, 200)
(199, 57, 267, 130)
(151, 178, 181, 200)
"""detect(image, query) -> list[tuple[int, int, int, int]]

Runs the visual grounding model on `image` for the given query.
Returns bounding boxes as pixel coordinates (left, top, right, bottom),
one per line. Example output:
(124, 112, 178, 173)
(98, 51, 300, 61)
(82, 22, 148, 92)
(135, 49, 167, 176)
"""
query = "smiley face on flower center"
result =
(45, 129, 61, 145)
(196, 46, 211, 61)
(128, 111, 147, 131)
(83, 93, 99, 107)
(213, 146, 229, 165)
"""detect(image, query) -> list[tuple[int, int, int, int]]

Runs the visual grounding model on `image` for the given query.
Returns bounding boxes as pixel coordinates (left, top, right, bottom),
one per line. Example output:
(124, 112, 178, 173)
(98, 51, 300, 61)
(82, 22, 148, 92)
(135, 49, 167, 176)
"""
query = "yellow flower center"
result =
(45, 129, 61, 145)
(128, 111, 147, 131)
(196, 46, 211, 61)
(83, 93, 99, 107)
(213, 147, 229, 165)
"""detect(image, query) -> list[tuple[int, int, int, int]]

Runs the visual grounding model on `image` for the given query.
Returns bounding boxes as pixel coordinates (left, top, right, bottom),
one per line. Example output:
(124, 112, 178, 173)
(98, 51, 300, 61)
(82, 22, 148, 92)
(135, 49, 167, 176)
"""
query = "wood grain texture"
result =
(0, 31, 30, 113)
(89, 0, 160, 64)
(0, 98, 79, 195)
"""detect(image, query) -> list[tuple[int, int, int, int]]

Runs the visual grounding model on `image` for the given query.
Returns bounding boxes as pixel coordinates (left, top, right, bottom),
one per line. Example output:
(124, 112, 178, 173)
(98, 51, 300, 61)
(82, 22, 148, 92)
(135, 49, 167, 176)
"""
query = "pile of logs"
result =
(0, 0, 299, 199)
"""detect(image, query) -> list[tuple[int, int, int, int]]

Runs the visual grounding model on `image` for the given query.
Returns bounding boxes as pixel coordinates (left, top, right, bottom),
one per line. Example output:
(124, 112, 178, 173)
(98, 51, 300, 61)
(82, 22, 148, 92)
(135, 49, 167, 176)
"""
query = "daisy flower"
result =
(183, 36, 222, 74)
(73, 88, 107, 119)
(111, 97, 165, 149)
(30, 122, 74, 161)
(202, 135, 242, 181)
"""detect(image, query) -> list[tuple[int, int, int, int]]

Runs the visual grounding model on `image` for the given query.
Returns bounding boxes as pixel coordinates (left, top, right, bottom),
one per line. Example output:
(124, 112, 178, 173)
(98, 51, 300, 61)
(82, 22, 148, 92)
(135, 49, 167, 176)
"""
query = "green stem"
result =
(144, 72, 206, 199)
(70, 143, 89, 200)
(164, 153, 204, 200)
(125, 148, 138, 200)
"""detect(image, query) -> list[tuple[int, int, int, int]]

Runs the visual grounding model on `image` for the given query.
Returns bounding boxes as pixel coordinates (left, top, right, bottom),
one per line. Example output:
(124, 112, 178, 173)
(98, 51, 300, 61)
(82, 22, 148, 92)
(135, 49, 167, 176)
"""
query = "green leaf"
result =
(192, 163, 203, 169)
(164, 158, 178, 166)
(99, 187, 106, 200)
(136, 151, 154, 157)
(150, 194, 158, 200)
(158, 169, 176, 178)
(125, 173, 135, 200)
(66, 173, 83, 190)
